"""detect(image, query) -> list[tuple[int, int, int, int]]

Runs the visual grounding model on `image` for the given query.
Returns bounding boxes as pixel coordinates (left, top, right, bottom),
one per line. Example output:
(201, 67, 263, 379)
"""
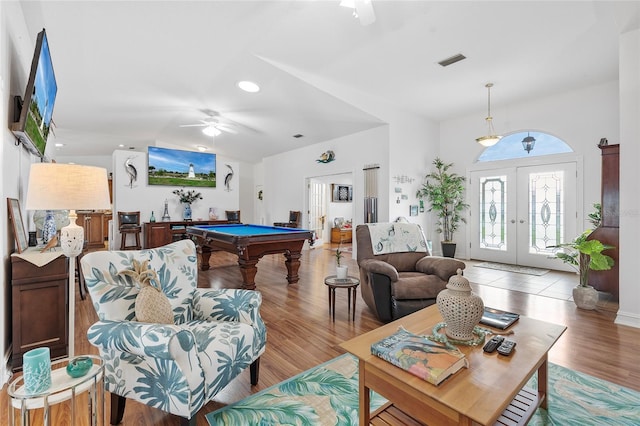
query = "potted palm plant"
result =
(416, 158, 468, 257)
(549, 230, 614, 310)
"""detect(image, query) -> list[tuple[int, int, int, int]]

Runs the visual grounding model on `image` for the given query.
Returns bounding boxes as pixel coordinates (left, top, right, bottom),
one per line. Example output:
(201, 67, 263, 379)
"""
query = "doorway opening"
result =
(306, 172, 354, 249)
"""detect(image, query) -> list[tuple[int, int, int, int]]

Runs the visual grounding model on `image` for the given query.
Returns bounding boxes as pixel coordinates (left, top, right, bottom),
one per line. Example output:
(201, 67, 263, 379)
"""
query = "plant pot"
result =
(572, 285, 599, 310)
(336, 266, 348, 279)
(441, 242, 457, 258)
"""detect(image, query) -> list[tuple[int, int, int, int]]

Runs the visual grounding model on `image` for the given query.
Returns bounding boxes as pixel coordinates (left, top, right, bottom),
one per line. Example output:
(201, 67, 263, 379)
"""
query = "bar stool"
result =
(225, 210, 241, 223)
(118, 211, 141, 250)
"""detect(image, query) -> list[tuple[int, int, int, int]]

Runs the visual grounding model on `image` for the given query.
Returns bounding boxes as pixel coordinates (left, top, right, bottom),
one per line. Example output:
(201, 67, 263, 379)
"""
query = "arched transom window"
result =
(478, 131, 573, 162)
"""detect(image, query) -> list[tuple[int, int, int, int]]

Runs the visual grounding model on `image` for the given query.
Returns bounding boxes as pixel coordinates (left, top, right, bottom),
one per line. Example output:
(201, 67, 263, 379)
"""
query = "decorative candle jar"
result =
(23, 347, 52, 394)
(436, 269, 484, 341)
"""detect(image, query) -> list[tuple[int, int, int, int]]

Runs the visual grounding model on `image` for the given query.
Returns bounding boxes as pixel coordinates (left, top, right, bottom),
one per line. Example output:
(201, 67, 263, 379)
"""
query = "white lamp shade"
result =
(25, 163, 111, 211)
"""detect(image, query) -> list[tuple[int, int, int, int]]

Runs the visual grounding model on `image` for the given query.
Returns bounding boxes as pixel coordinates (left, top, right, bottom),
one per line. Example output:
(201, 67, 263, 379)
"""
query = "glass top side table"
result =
(7, 354, 105, 426)
(324, 275, 360, 322)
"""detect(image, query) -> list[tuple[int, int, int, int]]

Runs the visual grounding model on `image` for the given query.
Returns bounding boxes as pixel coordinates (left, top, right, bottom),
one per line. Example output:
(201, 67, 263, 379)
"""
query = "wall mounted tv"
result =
(148, 146, 216, 187)
(11, 29, 57, 158)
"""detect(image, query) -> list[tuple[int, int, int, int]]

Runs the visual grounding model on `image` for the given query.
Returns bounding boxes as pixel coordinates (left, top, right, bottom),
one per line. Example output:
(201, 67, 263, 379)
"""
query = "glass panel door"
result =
(470, 168, 517, 264)
(470, 162, 577, 269)
(516, 163, 576, 269)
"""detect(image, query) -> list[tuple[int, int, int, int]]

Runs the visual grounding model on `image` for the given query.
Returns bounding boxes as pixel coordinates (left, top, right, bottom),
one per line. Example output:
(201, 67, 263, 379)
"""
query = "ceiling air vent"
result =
(438, 53, 466, 67)
(293, 134, 304, 138)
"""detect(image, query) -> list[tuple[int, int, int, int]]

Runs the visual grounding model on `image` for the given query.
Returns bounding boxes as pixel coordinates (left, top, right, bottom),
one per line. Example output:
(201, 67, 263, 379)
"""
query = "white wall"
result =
(1, 1, 53, 384)
(55, 155, 112, 174)
(261, 125, 390, 234)
(617, 28, 640, 328)
(439, 81, 619, 259)
(111, 149, 240, 248)
(387, 112, 441, 243)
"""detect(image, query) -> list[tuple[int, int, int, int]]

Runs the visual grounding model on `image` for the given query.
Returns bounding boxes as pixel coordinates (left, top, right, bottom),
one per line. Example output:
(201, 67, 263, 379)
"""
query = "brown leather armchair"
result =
(356, 223, 465, 322)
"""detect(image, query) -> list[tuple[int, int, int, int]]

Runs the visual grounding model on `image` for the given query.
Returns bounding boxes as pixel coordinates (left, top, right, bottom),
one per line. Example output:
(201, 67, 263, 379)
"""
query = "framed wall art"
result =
(332, 184, 353, 202)
(8, 198, 28, 253)
(409, 205, 419, 217)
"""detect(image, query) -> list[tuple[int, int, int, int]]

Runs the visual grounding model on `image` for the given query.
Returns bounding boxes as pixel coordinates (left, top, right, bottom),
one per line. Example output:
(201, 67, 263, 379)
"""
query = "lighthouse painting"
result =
(148, 146, 216, 187)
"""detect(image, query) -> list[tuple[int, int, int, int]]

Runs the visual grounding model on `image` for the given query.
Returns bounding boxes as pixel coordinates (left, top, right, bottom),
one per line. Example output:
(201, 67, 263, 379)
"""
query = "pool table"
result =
(187, 224, 313, 289)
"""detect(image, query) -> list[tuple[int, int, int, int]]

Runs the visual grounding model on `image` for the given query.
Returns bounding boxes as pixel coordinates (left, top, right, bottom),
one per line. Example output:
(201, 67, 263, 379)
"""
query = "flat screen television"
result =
(148, 146, 217, 187)
(11, 28, 57, 158)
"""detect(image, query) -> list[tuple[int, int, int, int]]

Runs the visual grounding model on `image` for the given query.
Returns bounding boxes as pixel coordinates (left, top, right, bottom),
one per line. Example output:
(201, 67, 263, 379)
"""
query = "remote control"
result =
(483, 336, 504, 353)
(497, 340, 516, 356)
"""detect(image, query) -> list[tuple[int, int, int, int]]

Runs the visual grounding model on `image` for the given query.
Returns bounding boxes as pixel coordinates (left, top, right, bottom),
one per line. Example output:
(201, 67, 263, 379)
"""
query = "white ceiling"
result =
(18, 1, 639, 163)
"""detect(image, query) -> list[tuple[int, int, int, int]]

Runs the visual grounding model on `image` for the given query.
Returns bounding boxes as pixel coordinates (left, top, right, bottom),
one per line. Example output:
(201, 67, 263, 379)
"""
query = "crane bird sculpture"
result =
(125, 157, 138, 188)
(224, 164, 234, 192)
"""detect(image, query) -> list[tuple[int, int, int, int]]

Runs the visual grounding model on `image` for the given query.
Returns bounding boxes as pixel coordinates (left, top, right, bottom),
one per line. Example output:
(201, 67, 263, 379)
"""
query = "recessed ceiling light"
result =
(55, 143, 64, 147)
(118, 144, 125, 148)
(197, 146, 207, 152)
(237, 80, 260, 93)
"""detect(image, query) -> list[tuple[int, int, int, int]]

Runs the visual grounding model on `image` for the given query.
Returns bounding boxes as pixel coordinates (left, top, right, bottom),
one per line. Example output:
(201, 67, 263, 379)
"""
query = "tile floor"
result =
(462, 259, 618, 312)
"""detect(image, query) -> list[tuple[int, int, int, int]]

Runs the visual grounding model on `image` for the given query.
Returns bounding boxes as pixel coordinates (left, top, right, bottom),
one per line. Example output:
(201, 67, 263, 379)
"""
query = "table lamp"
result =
(25, 163, 111, 357)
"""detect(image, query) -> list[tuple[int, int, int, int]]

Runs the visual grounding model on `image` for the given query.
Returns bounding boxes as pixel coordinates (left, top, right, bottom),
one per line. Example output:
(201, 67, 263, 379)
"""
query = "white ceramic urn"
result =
(436, 269, 484, 341)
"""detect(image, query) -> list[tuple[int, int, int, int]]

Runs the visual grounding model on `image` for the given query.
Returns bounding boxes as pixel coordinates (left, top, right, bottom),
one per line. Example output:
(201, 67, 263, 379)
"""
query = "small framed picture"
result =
(332, 184, 353, 202)
(7, 198, 28, 253)
(409, 205, 419, 217)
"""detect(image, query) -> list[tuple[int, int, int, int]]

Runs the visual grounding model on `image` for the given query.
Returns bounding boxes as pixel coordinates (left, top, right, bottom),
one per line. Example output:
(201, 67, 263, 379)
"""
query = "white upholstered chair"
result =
(81, 239, 266, 425)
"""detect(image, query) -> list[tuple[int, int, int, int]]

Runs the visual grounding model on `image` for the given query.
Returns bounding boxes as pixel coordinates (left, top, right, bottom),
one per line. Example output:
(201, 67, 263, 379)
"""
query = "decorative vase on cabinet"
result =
(183, 203, 192, 221)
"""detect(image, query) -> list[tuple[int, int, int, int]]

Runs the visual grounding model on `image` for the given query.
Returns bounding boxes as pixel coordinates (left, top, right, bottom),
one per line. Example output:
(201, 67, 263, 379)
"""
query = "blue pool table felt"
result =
(191, 224, 310, 236)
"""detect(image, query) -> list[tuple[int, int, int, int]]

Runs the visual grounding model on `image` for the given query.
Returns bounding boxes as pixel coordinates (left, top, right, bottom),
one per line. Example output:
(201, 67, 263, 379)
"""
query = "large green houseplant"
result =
(416, 158, 469, 257)
(550, 230, 614, 310)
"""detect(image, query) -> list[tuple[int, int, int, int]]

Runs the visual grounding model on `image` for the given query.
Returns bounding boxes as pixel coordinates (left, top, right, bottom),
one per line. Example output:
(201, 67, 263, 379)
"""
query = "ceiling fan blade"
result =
(216, 124, 238, 134)
(179, 123, 208, 128)
(355, 0, 376, 26)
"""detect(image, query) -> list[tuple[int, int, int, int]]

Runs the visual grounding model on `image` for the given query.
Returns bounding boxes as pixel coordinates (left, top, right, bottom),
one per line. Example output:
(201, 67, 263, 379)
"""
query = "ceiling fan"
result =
(340, 0, 376, 26)
(179, 111, 238, 137)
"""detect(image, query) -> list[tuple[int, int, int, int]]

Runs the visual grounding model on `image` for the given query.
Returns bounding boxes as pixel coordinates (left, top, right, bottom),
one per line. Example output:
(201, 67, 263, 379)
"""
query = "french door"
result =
(469, 162, 577, 270)
(307, 181, 327, 245)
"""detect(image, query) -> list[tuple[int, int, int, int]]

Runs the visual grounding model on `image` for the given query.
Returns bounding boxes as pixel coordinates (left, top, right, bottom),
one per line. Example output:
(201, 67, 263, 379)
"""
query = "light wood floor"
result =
(2, 244, 639, 425)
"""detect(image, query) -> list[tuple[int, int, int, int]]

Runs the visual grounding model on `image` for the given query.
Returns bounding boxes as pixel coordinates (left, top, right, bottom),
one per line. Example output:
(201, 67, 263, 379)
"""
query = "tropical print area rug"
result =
(475, 261, 550, 276)
(207, 353, 640, 426)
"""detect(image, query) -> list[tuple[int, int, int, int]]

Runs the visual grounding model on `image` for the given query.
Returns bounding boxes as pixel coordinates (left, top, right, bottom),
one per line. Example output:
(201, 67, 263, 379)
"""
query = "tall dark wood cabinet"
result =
(588, 144, 619, 300)
(11, 253, 68, 370)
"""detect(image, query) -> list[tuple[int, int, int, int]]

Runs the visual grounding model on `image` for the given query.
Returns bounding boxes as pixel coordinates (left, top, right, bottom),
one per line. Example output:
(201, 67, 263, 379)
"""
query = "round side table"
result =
(324, 275, 360, 321)
(8, 354, 105, 426)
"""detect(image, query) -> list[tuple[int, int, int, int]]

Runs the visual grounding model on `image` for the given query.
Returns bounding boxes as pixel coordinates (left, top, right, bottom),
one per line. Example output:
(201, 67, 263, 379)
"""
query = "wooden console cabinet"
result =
(331, 227, 353, 243)
(77, 211, 105, 248)
(144, 220, 229, 248)
(11, 252, 68, 371)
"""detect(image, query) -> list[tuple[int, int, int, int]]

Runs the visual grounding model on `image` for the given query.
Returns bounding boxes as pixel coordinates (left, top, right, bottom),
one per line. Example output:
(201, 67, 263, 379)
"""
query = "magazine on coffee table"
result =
(480, 307, 520, 330)
(371, 327, 468, 386)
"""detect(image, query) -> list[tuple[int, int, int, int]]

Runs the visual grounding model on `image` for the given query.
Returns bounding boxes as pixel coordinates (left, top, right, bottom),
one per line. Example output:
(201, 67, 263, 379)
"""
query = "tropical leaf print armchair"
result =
(81, 239, 267, 425)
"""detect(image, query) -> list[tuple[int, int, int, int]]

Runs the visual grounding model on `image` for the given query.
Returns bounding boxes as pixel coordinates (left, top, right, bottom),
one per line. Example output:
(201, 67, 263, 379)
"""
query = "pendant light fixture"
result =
(475, 83, 502, 147)
(522, 132, 536, 154)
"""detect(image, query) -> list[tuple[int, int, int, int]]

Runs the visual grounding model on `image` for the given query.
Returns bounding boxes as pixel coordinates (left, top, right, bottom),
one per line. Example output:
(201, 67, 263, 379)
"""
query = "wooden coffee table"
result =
(340, 305, 566, 426)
